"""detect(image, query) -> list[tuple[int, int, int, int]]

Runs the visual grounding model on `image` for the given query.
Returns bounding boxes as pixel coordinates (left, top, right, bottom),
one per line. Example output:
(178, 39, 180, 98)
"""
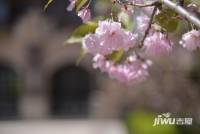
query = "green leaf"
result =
(155, 8, 179, 32)
(76, 49, 86, 65)
(107, 49, 124, 63)
(76, 0, 88, 11)
(66, 37, 83, 44)
(65, 22, 98, 44)
(118, 12, 134, 30)
(44, 0, 54, 11)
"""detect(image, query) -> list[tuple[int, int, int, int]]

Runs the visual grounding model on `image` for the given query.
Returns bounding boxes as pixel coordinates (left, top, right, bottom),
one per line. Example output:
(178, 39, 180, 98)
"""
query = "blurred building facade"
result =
(0, 0, 100, 120)
(0, 0, 200, 125)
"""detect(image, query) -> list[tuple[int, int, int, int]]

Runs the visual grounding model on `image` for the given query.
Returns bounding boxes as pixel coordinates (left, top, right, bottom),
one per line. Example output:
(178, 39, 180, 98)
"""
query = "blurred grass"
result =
(125, 111, 179, 134)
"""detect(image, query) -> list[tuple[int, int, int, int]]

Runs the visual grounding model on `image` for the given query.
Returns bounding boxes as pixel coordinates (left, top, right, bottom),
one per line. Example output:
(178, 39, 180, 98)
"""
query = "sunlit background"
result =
(0, 0, 200, 134)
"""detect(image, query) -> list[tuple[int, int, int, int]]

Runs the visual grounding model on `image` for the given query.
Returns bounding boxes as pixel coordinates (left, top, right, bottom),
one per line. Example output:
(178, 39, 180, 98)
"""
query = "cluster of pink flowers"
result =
(144, 32, 173, 56)
(83, 21, 138, 55)
(80, 0, 174, 85)
(82, 20, 152, 85)
(66, 0, 200, 85)
(180, 30, 200, 51)
(93, 54, 152, 85)
(67, 0, 91, 22)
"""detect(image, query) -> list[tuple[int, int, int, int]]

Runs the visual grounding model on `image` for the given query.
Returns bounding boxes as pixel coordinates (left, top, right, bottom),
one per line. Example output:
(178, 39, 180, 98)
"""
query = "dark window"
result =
(0, 65, 19, 119)
(45, 0, 82, 27)
(0, 0, 10, 27)
(26, 45, 43, 69)
(51, 65, 92, 118)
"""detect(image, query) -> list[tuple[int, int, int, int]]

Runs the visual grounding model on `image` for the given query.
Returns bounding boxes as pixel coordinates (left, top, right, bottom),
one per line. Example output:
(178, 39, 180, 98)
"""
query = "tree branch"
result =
(160, 0, 200, 28)
(140, 6, 158, 48)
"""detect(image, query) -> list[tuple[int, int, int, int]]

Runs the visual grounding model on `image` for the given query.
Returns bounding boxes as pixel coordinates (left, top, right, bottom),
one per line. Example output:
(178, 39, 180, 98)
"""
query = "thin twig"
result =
(140, 6, 158, 48)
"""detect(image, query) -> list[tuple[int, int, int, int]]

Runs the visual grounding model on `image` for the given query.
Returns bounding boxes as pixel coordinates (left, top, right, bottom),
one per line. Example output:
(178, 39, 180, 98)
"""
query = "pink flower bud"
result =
(180, 30, 200, 51)
(78, 8, 91, 23)
(67, 0, 76, 11)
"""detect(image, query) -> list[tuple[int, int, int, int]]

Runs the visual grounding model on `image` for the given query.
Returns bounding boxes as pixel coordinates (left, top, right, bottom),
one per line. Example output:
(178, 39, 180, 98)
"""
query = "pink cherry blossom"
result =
(93, 54, 114, 73)
(65, 0, 200, 85)
(83, 20, 138, 55)
(180, 30, 200, 51)
(144, 32, 172, 56)
(187, 3, 199, 15)
(143, 6, 155, 16)
(93, 54, 152, 85)
(67, 0, 76, 11)
(78, 8, 91, 23)
(136, 14, 150, 35)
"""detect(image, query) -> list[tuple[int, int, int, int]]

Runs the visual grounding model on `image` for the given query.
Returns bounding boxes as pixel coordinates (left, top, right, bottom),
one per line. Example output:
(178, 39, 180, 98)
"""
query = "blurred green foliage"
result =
(189, 51, 200, 84)
(124, 111, 200, 134)
(125, 111, 178, 134)
(155, 8, 179, 32)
